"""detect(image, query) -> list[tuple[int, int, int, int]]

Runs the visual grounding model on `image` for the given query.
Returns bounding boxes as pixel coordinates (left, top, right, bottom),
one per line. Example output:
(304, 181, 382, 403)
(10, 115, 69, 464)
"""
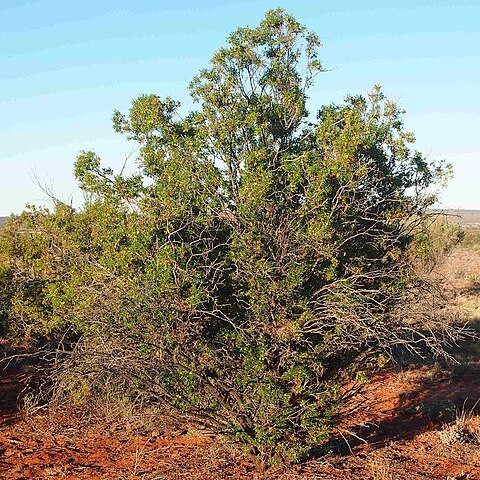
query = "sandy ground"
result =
(1, 361, 479, 479)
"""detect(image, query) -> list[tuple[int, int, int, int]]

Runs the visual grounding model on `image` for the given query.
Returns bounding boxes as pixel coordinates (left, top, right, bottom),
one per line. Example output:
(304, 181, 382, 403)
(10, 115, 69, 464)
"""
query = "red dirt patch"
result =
(1, 364, 479, 479)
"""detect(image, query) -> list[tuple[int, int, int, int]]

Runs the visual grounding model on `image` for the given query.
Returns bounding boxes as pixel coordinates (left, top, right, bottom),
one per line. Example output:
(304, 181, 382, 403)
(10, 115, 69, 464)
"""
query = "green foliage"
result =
(0, 9, 455, 465)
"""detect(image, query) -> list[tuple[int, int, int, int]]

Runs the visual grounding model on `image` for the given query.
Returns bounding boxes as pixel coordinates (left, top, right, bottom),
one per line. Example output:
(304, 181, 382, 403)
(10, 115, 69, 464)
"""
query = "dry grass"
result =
(438, 400, 480, 446)
(432, 227, 480, 326)
(461, 229, 480, 253)
(369, 457, 394, 480)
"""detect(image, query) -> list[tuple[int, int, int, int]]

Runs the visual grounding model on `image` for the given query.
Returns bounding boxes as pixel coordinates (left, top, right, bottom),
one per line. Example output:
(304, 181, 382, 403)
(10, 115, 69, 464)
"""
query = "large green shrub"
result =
(0, 9, 459, 464)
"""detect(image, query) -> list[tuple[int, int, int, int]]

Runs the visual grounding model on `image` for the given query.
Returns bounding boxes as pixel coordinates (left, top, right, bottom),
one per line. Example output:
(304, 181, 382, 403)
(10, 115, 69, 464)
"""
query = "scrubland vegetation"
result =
(0, 9, 474, 470)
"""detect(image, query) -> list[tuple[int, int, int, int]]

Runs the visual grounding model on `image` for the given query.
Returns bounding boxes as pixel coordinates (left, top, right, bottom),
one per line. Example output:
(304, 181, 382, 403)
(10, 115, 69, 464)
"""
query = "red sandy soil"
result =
(1, 355, 479, 479)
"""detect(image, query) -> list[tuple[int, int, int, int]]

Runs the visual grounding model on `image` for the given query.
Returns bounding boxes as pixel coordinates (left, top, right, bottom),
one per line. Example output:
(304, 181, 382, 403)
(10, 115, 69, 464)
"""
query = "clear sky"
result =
(1, 0, 479, 215)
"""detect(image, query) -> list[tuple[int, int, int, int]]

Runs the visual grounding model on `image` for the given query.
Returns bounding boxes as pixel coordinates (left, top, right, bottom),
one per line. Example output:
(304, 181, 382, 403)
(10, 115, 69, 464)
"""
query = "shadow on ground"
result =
(322, 320, 480, 458)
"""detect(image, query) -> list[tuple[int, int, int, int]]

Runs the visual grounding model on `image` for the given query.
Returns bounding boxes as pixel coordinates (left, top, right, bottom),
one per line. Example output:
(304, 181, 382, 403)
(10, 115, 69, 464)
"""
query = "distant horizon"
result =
(3, 208, 480, 221)
(1, 0, 479, 215)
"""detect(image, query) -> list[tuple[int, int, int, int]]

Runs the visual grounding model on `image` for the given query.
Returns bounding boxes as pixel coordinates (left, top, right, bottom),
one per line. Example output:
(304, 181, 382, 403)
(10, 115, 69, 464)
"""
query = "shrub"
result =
(0, 9, 465, 464)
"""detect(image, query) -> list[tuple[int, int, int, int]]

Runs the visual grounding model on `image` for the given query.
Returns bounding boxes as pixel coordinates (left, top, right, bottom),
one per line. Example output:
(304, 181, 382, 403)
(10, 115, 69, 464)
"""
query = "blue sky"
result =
(1, 0, 479, 215)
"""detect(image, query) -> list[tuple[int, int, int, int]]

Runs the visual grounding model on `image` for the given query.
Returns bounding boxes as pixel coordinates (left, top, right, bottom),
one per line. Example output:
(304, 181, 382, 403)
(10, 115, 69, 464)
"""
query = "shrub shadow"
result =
(317, 318, 480, 458)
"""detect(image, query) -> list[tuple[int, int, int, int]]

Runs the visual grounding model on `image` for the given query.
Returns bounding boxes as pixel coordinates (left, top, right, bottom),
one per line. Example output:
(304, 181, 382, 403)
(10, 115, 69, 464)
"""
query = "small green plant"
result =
(420, 398, 456, 422)
(20, 392, 40, 416)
